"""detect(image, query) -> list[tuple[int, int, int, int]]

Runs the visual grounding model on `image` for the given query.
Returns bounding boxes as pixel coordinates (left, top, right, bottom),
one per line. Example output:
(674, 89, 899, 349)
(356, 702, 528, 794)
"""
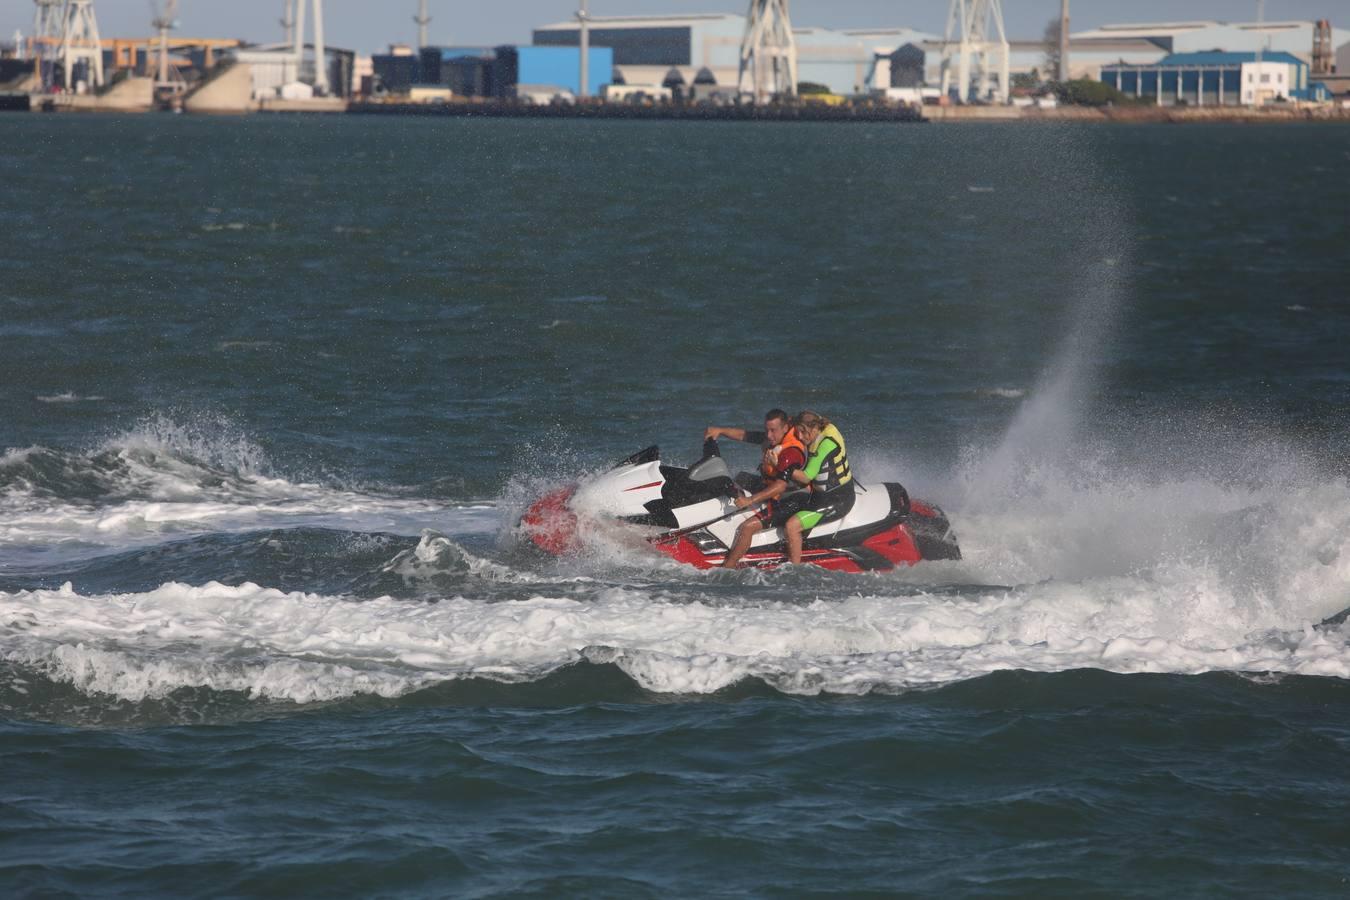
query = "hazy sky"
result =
(2, 1, 1334, 56)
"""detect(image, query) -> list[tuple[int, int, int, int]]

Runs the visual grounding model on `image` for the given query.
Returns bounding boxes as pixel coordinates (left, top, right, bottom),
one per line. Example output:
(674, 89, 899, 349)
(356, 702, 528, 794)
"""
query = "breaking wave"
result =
(3, 559, 1348, 723)
(0, 416, 495, 562)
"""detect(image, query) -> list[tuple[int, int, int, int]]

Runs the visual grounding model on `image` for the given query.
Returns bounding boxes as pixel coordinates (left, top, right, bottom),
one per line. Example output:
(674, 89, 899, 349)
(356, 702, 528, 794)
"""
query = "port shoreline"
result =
(4, 91, 1348, 123)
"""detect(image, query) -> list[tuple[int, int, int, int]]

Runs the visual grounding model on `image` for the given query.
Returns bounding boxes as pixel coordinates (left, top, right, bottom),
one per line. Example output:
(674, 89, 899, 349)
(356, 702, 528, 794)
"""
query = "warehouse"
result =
(1072, 20, 1349, 63)
(1101, 51, 1311, 106)
(533, 14, 744, 92)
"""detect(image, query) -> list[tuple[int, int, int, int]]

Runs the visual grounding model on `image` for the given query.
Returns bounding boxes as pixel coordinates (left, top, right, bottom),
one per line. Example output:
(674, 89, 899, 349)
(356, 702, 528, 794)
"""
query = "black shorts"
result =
(795, 485, 856, 531)
(754, 491, 809, 528)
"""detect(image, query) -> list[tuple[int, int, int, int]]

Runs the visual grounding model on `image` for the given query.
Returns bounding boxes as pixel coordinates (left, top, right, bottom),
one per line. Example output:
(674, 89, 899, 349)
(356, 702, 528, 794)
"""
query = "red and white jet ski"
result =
(520, 440, 960, 572)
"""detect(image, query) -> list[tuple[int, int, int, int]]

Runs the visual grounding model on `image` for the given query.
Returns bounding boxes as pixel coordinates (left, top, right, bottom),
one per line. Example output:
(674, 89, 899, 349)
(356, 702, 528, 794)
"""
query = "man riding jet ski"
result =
(704, 408, 809, 567)
(519, 426, 961, 573)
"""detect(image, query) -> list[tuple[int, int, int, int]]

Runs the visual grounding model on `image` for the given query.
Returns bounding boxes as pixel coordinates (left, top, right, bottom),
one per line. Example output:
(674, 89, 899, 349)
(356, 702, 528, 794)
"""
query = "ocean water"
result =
(2, 114, 1349, 896)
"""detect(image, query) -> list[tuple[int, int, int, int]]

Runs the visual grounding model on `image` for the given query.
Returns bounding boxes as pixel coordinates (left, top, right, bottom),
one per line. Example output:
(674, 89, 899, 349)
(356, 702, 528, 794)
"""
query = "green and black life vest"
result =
(808, 424, 852, 493)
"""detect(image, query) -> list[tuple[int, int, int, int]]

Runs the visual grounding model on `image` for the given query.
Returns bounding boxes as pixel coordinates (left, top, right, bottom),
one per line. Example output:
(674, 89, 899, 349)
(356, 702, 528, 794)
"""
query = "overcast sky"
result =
(2, 1, 1334, 56)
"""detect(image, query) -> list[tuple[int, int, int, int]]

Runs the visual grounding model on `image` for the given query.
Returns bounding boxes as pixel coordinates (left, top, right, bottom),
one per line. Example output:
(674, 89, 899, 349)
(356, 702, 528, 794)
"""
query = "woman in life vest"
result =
(717, 414, 808, 568)
(779, 411, 855, 565)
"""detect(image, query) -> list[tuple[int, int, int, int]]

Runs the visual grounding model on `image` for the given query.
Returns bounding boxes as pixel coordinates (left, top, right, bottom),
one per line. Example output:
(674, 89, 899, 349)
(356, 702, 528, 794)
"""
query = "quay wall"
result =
(347, 101, 925, 123)
(183, 62, 255, 114)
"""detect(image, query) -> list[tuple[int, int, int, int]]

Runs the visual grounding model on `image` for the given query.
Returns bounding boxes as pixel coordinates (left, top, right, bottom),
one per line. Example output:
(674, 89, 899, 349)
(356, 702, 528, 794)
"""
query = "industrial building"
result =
(495, 45, 613, 100)
(371, 44, 420, 94)
(1082, 20, 1348, 100)
(1072, 20, 1343, 62)
(532, 14, 744, 93)
(376, 43, 611, 101)
(533, 14, 912, 97)
(237, 43, 355, 99)
(1102, 51, 1311, 106)
(10, 2, 1347, 110)
(528, 12, 1349, 104)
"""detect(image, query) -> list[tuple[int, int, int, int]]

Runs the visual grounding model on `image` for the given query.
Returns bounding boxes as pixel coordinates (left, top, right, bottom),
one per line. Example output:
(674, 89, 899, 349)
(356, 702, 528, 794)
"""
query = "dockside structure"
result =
(1101, 51, 1313, 106)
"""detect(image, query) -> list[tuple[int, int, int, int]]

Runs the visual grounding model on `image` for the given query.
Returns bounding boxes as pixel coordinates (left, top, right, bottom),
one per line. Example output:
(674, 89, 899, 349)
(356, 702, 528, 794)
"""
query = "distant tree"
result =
(1054, 78, 1139, 106)
(1011, 69, 1041, 90)
(1043, 18, 1062, 81)
(797, 81, 831, 95)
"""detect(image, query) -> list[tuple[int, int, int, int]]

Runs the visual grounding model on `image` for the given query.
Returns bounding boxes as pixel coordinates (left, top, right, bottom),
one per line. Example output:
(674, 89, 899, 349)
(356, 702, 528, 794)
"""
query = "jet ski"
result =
(520, 439, 960, 572)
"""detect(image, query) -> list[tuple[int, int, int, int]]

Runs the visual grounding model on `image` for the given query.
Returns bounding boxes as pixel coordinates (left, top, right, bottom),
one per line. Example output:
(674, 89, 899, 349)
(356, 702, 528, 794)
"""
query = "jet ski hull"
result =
(519, 444, 961, 571)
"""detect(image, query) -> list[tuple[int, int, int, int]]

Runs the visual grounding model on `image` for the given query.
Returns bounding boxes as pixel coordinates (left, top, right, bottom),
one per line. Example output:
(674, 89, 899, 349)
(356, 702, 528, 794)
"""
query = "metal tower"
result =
(150, 0, 184, 93)
(60, 0, 104, 91)
(1313, 19, 1333, 75)
(31, 0, 64, 88)
(1058, 0, 1070, 82)
(939, 0, 1009, 103)
(311, 0, 328, 93)
(577, 0, 589, 99)
(291, 0, 329, 94)
(414, 0, 430, 49)
(280, 0, 294, 46)
(738, 0, 797, 103)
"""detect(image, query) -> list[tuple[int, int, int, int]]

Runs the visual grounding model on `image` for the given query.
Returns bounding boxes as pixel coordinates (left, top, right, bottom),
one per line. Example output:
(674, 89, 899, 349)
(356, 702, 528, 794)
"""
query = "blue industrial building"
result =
(495, 46, 613, 98)
(1101, 51, 1310, 106)
(373, 44, 612, 100)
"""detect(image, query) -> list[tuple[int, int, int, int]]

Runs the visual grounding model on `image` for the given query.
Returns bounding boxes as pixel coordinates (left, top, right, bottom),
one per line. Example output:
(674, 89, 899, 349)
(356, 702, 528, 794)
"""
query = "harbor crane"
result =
(60, 0, 105, 90)
(28, 0, 106, 92)
(288, 0, 329, 94)
(414, 0, 431, 49)
(739, 0, 797, 102)
(939, 0, 1010, 103)
(30, 0, 64, 88)
(150, 0, 185, 95)
(30, 0, 106, 91)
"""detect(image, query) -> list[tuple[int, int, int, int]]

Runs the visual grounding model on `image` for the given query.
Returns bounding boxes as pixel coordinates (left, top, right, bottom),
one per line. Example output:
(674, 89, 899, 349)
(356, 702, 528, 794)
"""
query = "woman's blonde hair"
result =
(794, 411, 830, 431)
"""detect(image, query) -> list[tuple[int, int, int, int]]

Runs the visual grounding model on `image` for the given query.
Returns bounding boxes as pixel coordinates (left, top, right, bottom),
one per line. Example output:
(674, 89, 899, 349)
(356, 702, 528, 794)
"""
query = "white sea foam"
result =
(0, 486, 498, 565)
(36, 393, 105, 403)
(2, 563, 1348, 704)
(0, 417, 498, 560)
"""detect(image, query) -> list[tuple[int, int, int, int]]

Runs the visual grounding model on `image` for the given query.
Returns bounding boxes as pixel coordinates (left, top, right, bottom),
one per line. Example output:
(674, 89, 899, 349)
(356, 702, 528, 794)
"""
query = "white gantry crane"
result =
(60, 0, 104, 90)
(150, 0, 184, 94)
(939, 0, 1010, 103)
(738, 0, 797, 103)
(32, 0, 105, 91)
(289, 0, 329, 94)
(31, 0, 64, 87)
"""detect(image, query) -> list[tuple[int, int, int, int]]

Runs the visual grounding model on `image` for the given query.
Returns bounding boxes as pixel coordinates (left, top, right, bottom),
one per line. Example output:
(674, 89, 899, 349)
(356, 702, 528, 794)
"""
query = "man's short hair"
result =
(764, 408, 790, 424)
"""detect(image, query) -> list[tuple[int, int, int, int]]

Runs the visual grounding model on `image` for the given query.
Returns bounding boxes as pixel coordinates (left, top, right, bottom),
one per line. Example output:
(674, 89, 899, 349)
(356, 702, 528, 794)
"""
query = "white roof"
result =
(536, 14, 742, 31)
(1075, 19, 1319, 40)
(843, 28, 939, 39)
(1073, 21, 1219, 39)
(1232, 21, 1316, 31)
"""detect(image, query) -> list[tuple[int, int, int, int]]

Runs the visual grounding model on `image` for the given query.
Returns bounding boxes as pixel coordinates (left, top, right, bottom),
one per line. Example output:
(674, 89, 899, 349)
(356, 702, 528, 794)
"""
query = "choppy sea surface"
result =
(2, 115, 1349, 896)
